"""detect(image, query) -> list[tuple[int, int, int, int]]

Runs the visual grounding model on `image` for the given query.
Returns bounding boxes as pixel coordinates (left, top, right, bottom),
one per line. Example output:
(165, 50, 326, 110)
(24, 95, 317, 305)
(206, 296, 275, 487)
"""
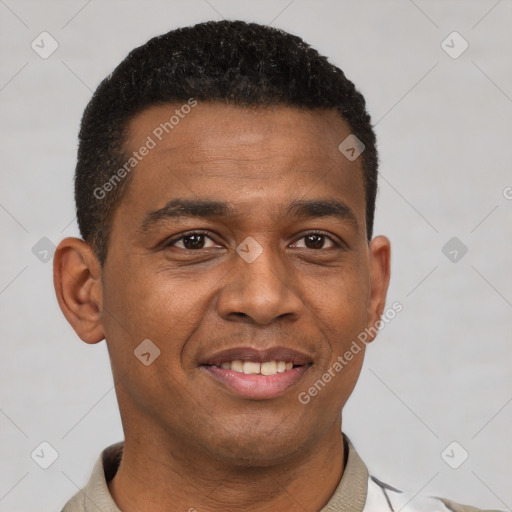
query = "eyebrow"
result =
(139, 198, 358, 233)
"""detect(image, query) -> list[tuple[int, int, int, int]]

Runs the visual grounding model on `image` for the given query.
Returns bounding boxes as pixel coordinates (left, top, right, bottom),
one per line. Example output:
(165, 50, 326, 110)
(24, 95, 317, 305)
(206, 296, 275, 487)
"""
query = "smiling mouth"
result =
(199, 347, 313, 399)
(201, 363, 312, 400)
(204, 360, 297, 376)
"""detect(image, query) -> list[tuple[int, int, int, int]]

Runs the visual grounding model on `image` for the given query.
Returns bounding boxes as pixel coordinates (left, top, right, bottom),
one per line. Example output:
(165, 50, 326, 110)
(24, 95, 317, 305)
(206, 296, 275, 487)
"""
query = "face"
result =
(85, 103, 389, 466)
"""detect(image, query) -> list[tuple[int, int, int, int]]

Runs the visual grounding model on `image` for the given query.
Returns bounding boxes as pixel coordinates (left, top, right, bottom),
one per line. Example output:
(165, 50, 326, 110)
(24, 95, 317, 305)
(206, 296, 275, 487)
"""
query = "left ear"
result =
(366, 235, 391, 342)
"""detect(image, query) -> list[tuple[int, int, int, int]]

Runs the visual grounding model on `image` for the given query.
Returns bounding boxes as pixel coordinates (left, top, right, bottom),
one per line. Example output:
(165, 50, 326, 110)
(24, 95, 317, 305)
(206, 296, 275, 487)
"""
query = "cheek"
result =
(100, 267, 207, 417)
(308, 264, 370, 337)
(101, 264, 213, 368)
(313, 266, 370, 401)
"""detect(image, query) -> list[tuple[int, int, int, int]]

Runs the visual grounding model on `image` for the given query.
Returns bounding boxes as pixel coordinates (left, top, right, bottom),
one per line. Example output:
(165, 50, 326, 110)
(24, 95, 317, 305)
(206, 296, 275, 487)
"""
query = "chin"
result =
(197, 423, 313, 469)
(217, 443, 302, 469)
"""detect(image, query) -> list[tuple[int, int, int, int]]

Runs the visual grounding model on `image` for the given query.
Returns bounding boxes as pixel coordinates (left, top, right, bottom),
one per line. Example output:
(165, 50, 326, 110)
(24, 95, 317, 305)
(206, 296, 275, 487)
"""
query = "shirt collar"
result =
(320, 435, 368, 511)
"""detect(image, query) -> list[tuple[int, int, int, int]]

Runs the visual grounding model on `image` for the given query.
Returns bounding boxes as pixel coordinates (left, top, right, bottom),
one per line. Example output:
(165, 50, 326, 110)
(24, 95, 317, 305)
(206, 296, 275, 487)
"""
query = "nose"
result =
(216, 242, 304, 325)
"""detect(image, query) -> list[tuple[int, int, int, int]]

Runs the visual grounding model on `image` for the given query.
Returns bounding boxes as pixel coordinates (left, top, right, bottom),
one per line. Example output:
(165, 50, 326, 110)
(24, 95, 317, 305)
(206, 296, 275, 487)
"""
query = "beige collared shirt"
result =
(61, 436, 501, 512)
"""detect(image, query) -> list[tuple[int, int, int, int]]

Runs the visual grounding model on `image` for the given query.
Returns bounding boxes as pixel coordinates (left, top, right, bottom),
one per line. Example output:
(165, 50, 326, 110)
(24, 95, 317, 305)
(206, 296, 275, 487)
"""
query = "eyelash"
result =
(165, 230, 341, 250)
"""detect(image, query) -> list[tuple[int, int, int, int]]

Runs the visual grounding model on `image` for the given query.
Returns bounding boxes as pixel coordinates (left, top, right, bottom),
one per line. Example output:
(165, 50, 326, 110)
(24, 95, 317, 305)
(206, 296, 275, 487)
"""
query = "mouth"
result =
(199, 347, 312, 400)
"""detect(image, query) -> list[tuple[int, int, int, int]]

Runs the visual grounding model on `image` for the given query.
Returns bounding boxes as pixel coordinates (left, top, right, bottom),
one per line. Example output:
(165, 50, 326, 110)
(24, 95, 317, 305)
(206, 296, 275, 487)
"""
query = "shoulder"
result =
(438, 497, 503, 512)
(60, 442, 123, 512)
(365, 476, 504, 512)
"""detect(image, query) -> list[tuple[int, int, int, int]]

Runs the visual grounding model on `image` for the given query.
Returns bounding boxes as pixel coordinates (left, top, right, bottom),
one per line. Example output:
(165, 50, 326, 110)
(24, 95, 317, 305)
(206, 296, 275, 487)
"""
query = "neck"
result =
(108, 420, 345, 512)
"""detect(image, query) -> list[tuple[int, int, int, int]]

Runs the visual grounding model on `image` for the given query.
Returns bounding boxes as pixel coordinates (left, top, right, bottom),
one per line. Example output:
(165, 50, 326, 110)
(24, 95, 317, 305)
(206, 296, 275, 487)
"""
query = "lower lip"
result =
(201, 365, 311, 400)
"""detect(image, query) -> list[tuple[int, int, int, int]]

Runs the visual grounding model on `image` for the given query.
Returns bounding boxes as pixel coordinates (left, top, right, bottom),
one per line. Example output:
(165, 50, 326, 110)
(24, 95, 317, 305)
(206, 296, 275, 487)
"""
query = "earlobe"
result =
(53, 237, 105, 344)
(366, 235, 391, 343)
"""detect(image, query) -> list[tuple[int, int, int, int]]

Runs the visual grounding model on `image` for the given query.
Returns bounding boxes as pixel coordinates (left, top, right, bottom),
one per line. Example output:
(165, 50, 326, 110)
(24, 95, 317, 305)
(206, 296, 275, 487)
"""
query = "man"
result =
(54, 20, 500, 512)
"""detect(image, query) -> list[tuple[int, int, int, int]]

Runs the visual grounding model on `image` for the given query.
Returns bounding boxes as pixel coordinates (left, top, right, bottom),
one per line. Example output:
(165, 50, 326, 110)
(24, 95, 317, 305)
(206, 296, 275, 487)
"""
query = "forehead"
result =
(117, 102, 365, 225)
(128, 102, 352, 164)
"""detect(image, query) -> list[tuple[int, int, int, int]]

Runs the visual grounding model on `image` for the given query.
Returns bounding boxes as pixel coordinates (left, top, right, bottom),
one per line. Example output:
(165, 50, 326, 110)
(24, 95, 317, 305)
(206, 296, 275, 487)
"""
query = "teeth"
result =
(217, 360, 295, 375)
(243, 361, 260, 374)
(261, 361, 277, 376)
(231, 360, 244, 372)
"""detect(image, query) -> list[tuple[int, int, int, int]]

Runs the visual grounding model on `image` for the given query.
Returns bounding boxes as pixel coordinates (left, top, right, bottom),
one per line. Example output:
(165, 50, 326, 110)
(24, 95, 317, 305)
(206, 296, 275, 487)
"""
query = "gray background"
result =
(1, 1, 511, 510)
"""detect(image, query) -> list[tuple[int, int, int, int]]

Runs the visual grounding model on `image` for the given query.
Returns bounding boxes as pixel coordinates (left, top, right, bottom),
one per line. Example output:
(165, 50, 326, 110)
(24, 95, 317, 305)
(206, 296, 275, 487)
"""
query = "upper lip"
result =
(200, 346, 313, 366)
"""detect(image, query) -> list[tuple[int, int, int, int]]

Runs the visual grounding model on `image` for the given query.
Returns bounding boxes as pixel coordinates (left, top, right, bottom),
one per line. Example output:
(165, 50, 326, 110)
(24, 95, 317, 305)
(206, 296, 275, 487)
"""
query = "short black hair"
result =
(75, 20, 378, 265)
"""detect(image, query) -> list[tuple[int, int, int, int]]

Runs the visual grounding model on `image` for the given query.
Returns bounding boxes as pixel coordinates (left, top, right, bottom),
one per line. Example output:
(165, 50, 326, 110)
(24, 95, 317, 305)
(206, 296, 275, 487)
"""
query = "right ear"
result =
(53, 237, 105, 344)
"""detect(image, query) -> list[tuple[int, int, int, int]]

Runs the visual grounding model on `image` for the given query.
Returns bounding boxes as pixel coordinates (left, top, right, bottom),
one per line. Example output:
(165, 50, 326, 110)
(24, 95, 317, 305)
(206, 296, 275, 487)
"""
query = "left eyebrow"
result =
(285, 199, 359, 232)
(138, 197, 358, 234)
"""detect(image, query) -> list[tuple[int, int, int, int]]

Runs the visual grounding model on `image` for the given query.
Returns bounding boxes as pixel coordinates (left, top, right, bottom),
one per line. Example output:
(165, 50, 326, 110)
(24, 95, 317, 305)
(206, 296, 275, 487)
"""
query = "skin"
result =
(54, 103, 390, 512)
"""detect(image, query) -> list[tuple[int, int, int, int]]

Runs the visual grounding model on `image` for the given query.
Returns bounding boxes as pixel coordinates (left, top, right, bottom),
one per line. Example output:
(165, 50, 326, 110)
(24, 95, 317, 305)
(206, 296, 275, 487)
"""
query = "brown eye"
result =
(168, 231, 219, 250)
(293, 233, 337, 250)
(181, 234, 206, 249)
(305, 234, 324, 249)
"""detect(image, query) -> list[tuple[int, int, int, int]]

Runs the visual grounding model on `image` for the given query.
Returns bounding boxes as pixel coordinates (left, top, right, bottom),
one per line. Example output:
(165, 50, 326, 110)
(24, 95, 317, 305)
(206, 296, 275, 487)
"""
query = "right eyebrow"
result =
(139, 198, 236, 234)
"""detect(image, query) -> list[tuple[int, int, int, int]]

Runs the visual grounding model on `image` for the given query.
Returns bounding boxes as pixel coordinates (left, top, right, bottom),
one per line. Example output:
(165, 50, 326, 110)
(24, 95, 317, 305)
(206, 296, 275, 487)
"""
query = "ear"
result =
(366, 235, 391, 343)
(53, 237, 105, 344)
